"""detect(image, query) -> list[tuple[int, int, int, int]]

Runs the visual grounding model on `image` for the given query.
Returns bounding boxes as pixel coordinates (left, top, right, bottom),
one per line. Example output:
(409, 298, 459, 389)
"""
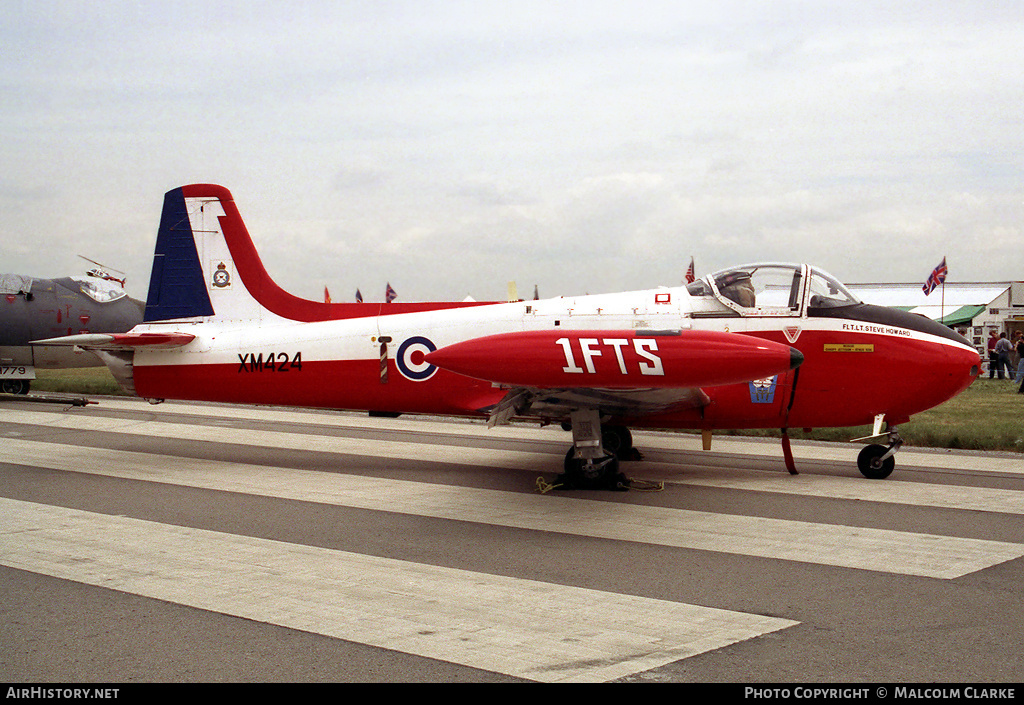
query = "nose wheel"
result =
(857, 428, 903, 479)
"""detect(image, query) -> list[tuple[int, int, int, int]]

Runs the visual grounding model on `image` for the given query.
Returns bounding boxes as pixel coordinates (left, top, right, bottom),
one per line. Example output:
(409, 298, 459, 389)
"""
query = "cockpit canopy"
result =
(686, 263, 859, 317)
(70, 277, 127, 303)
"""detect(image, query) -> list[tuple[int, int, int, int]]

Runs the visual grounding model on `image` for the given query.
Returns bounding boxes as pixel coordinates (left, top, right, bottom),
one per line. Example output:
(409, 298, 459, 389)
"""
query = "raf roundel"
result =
(396, 336, 438, 381)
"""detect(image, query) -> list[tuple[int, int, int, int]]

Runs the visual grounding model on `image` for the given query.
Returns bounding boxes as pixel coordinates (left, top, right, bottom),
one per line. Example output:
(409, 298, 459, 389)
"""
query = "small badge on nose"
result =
(749, 375, 778, 403)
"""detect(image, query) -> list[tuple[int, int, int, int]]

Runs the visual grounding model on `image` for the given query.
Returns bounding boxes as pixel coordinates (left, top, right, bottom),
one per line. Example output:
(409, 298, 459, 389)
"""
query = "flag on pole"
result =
(685, 257, 696, 284)
(922, 257, 947, 296)
(355, 288, 363, 303)
(324, 286, 331, 304)
(385, 282, 397, 303)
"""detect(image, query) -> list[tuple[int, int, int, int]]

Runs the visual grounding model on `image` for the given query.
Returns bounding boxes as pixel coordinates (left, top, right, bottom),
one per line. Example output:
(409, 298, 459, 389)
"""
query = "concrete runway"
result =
(2, 395, 1022, 683)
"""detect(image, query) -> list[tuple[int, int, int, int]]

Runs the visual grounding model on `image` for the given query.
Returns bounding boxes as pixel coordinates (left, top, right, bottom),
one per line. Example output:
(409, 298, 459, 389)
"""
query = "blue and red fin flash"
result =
(144, 187, 214, 322)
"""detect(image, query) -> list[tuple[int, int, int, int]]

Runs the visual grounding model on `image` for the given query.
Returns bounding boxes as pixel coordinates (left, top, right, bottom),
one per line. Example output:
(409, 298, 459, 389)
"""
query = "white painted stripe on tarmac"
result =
(86, 397, 1024, 475)
(3, 438, 1022, 579)
(0, 497, 797, 683)
(6, 408, 1024, 516)
(1, 409, 557, 472)
(672, 471, 1024, 514)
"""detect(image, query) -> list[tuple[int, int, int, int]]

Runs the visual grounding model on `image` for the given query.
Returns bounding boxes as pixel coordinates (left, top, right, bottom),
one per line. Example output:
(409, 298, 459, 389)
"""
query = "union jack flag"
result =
(685, 257, 696, 284)
(385, 282, 397, 303)
(922, 257, 947, 296)
(355, 288, 363, 303)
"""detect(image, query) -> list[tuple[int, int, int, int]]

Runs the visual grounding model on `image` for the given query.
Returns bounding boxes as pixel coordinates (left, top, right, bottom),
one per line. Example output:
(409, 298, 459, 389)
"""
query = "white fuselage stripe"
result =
(134, 301, 976, 367)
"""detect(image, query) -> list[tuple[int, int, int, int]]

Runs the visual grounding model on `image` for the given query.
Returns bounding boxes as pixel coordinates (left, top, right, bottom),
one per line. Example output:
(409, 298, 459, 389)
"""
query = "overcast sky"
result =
(3, 1, 1022, 303)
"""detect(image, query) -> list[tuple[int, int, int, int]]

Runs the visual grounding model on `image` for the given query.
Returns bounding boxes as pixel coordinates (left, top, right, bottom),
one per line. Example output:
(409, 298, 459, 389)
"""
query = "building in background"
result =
(848, 281, 1024, 359)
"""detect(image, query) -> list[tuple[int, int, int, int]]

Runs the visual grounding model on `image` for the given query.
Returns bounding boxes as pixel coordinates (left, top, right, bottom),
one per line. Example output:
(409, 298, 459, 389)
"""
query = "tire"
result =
(562, 448, 625, 490)
(857, 444, 895, 480)
(1, 379, 29, 395)
(601, 425, 633, 459)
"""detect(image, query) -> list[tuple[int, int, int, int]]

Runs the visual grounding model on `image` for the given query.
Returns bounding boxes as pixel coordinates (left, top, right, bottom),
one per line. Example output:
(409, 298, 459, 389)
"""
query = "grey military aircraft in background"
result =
(1, 268, 144, 394)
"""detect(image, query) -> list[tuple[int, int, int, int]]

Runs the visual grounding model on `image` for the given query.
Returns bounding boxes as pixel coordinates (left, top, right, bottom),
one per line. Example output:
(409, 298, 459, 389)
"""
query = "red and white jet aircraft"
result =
(37, 184, 981, 489)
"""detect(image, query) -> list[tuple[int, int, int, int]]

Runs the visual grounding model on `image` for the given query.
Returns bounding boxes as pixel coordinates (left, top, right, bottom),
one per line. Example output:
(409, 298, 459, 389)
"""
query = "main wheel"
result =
(857, 444, 895, 480)
(561, 448, 626, 490)
(1, 379, 29, 395)
(601, 425, 633, 460)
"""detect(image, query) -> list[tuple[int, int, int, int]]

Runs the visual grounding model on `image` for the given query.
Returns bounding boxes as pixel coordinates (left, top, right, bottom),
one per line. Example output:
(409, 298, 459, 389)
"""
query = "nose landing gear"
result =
(857, 427, 903, 479)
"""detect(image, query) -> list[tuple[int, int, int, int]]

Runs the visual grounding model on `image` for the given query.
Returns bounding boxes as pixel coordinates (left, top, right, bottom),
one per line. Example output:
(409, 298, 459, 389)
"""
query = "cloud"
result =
(2, 2, 1022, 301)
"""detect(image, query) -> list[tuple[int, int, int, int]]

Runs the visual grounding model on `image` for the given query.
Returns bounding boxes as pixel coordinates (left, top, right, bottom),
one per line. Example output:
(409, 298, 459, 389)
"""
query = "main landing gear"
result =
(556, 409, 634, 491)
(1, 379, 30, 395)
(856, 427, 904, 480)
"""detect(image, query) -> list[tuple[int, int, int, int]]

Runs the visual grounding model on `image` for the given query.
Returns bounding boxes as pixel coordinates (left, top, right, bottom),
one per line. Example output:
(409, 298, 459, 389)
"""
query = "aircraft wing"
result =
(482, 385, 711, 427)
(30, 332, 196, 350)
(425, 329, 803, 425)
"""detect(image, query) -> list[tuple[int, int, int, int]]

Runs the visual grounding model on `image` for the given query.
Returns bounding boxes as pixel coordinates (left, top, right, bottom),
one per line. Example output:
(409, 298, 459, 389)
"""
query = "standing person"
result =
(1018, 333, 1024, 393)
(1015, 333, 1024, 387)
(994, 333, 1013, 380)
(987, 330, 1000, 378)
(1011, 332, 1023, 381)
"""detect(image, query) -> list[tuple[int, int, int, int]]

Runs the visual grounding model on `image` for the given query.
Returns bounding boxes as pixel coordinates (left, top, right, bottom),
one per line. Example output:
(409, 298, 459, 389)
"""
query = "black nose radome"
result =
(789, 347, 804, 369)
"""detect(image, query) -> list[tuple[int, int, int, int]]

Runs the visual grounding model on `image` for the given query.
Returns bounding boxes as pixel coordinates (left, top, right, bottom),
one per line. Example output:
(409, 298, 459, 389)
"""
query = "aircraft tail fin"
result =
(144, 185, 298, 323)
(143, 184, 498, 325)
